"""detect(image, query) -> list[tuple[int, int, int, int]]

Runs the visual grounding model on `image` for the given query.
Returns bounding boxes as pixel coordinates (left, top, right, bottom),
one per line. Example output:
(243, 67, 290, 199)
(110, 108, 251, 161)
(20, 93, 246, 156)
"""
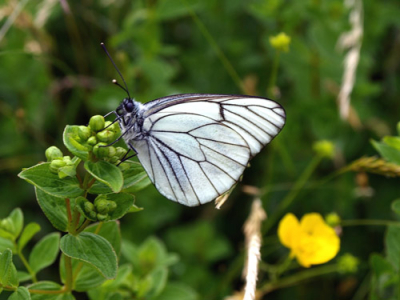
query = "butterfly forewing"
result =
(123, 94, 285, 206)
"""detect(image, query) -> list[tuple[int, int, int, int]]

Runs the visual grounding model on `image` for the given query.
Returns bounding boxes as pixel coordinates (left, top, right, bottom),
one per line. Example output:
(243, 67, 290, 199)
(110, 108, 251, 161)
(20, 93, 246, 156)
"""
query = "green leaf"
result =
(122, 238, 178, 278)
(63, 125, 91, 161)
(128, 204, 144, 213)
(60, 232, 117, 279)
(29, 233, 60, 273)
(104, 264, 132, 289)
(371, 140, 400, 165)
(383, 136, 400, 151)
(18, 223, 41, 252)
(84, 161, 123, 193)
(35, 188, 69, 232)
(386, 225, 400, 271)
(391, 199, 400, 216)
(84, 221, 121, 256)
(145, 267, 168, 298)
(0, 249, 18, 288)
(9, 209, 24, 238)
(29, 281, 75, 300)
(88, 161, 150, 194)
(107, 193, 135, 220)
(0, 237, 15, 253)
(8, 286, 31, 300)
(153, 283, 198, 300)
(0, 209, 24, 241)
(370, 253, 394, 276)
(18, 163, 83, 198)
(17, 271, 31, 282)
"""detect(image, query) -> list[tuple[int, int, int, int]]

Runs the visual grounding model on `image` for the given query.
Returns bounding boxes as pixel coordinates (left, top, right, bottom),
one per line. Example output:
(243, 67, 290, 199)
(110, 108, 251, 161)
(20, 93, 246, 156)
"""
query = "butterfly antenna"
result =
(100, 42, 132, 99)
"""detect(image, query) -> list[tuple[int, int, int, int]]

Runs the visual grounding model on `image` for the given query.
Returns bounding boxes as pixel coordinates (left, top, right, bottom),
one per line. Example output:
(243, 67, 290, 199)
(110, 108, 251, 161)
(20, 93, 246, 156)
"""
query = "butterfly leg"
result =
(117, 143, 138, 165)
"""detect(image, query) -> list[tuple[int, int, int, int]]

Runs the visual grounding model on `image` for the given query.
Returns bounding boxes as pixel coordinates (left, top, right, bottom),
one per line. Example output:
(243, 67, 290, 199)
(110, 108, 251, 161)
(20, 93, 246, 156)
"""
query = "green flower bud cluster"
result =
(81, 195, 117, 222)
(78, 115, 127, 164)
(46, 146, 77, 179)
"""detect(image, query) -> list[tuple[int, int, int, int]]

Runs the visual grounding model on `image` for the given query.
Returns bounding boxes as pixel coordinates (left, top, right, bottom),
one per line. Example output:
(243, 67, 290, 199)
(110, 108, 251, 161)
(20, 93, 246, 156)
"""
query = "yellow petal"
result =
(278, 213, 300, 248)
(291, 213, 340, 267)
(299, 213, 326, 232)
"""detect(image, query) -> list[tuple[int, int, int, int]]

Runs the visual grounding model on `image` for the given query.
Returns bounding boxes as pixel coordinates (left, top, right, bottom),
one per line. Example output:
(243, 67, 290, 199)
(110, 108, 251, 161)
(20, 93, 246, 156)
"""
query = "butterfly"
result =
(111, 94, 285, 206)
(101, 44, 286, 206)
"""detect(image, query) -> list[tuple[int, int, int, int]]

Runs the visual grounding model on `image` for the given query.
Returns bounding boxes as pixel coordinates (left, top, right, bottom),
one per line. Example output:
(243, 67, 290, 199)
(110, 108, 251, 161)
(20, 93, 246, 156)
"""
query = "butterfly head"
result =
(116, 98, 136, 116)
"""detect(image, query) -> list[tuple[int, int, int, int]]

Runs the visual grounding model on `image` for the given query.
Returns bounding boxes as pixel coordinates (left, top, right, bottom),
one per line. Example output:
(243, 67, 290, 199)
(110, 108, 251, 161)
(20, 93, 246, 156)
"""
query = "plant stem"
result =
(341, 219, 400, 227)
(267, 50, 281, 97)
(76, 219, 91, 234)
(263, 155, 322, 234)
(17, 250, 37, 282)
(259, 264, 338, 295)
(64, 255, 73, 292)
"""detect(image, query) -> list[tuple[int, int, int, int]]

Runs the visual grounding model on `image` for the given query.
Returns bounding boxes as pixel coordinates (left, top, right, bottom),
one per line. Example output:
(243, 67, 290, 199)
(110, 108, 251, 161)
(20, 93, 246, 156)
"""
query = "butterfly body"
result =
(115, 94, 285, 207)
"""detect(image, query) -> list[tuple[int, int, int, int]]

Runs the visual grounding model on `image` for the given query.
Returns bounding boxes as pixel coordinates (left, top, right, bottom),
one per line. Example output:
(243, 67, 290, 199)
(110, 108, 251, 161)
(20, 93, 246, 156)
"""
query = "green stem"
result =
(75, 219, 91, 234)
(267, 50, 281, 97)
(341, 219, 400, 227)
(259, 264, 338, 295)
(64, 255, 73, 292)
(263, 155, 322, 234)
(17, 250, 37, 283)
(69, 208, 80, 235)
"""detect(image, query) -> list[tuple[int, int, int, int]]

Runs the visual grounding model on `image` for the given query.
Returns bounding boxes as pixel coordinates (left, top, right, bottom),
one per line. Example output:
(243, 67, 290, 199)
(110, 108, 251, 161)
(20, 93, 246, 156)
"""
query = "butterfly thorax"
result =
(116, 98, 146, 141)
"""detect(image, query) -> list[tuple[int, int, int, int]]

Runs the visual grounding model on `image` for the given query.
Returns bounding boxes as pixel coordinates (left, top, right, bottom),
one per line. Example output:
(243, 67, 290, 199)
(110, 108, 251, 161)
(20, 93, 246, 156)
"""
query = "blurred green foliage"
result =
(1, 0, 400, 299)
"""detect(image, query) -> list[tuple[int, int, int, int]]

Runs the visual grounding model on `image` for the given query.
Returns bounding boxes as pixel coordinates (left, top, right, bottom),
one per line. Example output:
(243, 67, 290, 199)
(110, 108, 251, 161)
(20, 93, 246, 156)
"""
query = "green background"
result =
(1, 0, 400, 299)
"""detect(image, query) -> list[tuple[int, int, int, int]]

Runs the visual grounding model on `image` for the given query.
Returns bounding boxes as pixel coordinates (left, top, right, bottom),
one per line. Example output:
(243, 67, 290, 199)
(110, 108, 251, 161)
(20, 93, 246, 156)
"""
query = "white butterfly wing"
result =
(132, 94, 285, 206)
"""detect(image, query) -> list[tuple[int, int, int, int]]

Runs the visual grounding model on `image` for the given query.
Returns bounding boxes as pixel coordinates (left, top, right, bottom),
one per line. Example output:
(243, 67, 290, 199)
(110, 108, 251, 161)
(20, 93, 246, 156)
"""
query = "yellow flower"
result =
(269, 32, 291, 52)
(278, 213, 340, 268)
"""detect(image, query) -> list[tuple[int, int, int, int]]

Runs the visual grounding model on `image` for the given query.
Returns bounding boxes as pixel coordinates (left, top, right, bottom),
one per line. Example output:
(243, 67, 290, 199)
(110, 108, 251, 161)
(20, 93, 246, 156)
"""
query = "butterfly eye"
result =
(124, 100, 134, 112)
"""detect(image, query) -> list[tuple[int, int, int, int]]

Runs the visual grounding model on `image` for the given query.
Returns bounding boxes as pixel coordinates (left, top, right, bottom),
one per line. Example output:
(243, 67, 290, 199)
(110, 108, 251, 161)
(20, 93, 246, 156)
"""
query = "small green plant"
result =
(0, 116, 197, 299)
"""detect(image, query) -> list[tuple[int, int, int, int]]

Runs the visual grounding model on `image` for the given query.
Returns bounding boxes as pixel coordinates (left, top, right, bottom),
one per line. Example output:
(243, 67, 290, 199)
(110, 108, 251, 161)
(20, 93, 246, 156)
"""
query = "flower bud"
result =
(109, 156, 119, 164)
(87, 136, 97, 146)
(89, 115, 105, 132)
(78, 126, 91, 141)
(96, 199, 109, 214)
(97, 213, 109, 221)
(116, 147, 127, 159)
(337, 253, 359, 274)
(325, 212, 341, 227)
(269, 32, 291, 52)
(313, 140, 335, 159)
(97, 130, 115, 144)
(89, 211, 97, 219)
(63, 156, 72, 165)
(93, 143, 109, 159)
(107, 201, 117, 212)
(49, 159, 66, 173)
(84, 201, 95, 213)
(58, 165, 76, 179)
(118, 162, 130, 171)
(110, 122, 121, 134)
(45, 146, 63, 162)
